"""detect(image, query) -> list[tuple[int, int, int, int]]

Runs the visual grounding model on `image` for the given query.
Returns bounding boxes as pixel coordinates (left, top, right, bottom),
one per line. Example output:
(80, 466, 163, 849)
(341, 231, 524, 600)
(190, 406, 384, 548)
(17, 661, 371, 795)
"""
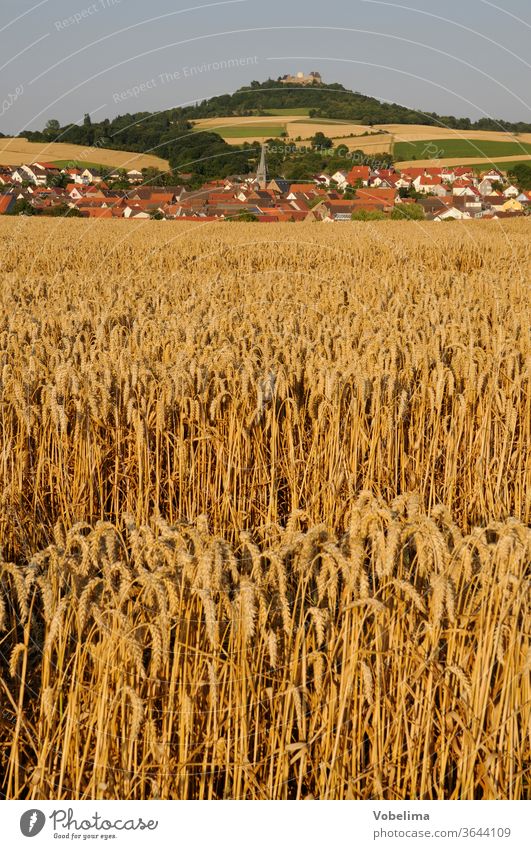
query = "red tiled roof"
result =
(354, 187, 397, 204)
(0, 195, 14, 214)
(347, 166, 370, 185)
(288, 183, 319, 193)
(418, 176, 443, 186)
(80, 208, 115, 218)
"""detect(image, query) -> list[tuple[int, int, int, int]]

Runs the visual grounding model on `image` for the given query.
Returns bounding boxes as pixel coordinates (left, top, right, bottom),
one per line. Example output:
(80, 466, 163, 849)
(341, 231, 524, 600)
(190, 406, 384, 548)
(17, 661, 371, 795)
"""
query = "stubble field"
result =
(0, 219, 529, 800)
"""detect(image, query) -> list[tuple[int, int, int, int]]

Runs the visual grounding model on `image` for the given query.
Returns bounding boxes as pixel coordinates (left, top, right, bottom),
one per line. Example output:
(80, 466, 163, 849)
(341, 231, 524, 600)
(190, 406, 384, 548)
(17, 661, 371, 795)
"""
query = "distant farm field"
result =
(195, 123, 285, 138)
(376, 124, 531, 143)
(290, 117, 361, 126)
(263, 107, 311, 115)
(394, 137, 531, 161)
(0, 219, 529, 802)
(396, 154, 531, 170)
(193, 114, 377, 144)
(0, 137, 169, 170)
(51, 159, 122, 170)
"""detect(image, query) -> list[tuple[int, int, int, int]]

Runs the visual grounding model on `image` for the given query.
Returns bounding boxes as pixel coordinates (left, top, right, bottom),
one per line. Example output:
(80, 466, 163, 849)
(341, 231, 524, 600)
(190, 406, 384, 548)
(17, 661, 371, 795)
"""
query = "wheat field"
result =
(0, 138, 169, 171)
(0, 219, 529, 800)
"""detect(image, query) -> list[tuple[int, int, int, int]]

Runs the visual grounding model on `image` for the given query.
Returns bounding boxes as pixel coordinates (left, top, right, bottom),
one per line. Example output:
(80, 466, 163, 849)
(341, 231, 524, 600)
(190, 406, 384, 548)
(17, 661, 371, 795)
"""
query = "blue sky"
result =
(1, 0, 531, 133)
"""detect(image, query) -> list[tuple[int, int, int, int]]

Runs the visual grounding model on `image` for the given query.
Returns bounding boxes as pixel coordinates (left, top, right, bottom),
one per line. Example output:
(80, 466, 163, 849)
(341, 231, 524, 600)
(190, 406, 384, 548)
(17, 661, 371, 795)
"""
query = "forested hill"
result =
(13, 77, 531, 181)
(179, 78, 501, 130)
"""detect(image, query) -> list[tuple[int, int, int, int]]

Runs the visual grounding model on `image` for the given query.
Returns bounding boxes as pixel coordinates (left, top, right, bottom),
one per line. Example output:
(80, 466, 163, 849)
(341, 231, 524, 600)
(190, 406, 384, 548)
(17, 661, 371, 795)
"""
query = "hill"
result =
(177, 79, 531, 133)
(12, 77, 531, 182)
(0, 137, 168, 170)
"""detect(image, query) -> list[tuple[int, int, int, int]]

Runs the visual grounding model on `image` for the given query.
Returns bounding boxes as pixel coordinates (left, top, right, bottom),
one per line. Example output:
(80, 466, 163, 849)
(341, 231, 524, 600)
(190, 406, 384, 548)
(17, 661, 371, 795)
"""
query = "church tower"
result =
(256, 143, 268, 189)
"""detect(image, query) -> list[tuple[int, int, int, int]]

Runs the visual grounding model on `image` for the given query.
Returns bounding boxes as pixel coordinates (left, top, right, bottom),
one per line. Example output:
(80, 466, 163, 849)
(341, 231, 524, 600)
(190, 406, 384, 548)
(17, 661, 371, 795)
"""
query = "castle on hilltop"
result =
(279, 71, 322, 86)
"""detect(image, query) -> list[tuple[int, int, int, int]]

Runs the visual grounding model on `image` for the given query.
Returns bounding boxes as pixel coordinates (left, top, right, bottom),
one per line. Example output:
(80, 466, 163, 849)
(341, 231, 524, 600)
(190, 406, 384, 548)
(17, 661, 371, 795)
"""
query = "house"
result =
(10, 168, 30, 184)
(440, 169, 457, 183)
(432, 207, 471, 221)
(452, 167, 475, 180)
(452, 196, 483, 216)
(353, 188, 397, 209)
(501, 198, 523, 212)
(414, 176, 447, 196)
(288, 195, 311, 213)
(62, 167, 85, 184)
(126, 169, 143, 183)
(403, 167, 443, 182)
(418, 197, 453, 216)
(503, 185, 520, 198)
(478, 178, 494, 196)
(245, 189, 278, 207)
(123, 205, 151, 219)
(81, 168, 106, 184)
(487, 208, 524, 219)
(452, 180, 478, 197)
(346, 165, 371, 187)
(79, 207, 117, 219)
(481, 169, 504, 184)
(19, 163, 55, 186)
(483, 196, 523, 213)
(394, 175, 412, 189)
(66, 184, 85, 200)
(330, 171, 349, 189)
(309, 200, 356, 220)
(370, 169, 400, 188)
(267, 178, 292, 194)
(286, 183, 327, 200)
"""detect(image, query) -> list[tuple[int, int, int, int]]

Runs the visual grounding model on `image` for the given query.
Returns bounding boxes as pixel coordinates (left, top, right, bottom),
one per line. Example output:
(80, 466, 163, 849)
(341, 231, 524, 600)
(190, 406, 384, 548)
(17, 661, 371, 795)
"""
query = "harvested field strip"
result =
(0, 137, 169, 170)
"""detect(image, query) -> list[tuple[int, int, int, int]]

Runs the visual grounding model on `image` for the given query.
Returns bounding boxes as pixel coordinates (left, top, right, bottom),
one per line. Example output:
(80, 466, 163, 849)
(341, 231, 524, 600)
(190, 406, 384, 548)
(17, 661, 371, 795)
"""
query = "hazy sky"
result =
(1, 0, 531, 134)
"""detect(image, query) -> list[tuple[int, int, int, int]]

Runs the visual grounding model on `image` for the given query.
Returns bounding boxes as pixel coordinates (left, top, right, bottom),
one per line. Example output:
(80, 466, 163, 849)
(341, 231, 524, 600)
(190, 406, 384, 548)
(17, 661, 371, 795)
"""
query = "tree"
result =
(351, 208, 385, 221)
(508, 164, 531, 190)
(83, 113, 92, 126)
(44, 203, 82, 217)
(311, 131, 333, 150)
(399, 185, 420, 200)
(44, 119, 61, 140)
(9, 199, 35, 216)
(227, 211, 258, 221)
(391, 203, 425, 220)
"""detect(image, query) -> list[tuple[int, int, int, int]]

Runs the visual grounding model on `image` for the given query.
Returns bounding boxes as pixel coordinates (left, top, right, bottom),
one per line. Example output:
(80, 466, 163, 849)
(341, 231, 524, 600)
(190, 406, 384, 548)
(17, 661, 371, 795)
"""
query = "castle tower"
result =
(256, 143, 268, 189)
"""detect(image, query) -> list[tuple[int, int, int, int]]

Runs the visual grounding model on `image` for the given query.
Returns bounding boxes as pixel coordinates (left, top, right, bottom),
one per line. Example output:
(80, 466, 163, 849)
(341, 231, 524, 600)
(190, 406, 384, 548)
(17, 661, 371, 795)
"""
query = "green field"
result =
(193, 124, 285, 138)
(394, 138, 531, 161)
(262, 108, 311, 116)
(469, 159, 531, 173)
(52, 160, 114, 170)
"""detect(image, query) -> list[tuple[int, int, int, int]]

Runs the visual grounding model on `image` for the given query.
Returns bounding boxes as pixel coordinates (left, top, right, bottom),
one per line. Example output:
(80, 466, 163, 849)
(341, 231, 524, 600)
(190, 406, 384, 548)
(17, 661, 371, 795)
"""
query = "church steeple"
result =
(256, 143, 268, 189)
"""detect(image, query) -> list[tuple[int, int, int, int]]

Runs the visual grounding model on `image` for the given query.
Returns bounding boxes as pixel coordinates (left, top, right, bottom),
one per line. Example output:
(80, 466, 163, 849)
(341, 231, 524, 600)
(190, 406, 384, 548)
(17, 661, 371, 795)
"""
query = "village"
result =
(0, 152, 530, 221)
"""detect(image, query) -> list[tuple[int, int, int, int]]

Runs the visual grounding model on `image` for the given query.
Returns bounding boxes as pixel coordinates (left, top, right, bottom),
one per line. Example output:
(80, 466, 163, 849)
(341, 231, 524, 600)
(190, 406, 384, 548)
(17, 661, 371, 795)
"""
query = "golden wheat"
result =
(0, 219, 529, 800)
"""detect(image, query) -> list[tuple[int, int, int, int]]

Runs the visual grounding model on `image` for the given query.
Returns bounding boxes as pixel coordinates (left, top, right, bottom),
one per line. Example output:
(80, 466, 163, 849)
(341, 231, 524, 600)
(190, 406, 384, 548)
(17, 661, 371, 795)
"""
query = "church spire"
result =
(256, 143, 268, 189)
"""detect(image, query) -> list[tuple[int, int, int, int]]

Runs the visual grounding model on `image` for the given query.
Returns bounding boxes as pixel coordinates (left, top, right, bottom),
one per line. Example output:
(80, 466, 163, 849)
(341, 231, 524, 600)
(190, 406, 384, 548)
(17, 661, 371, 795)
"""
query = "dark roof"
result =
(269, 179, 291, 193)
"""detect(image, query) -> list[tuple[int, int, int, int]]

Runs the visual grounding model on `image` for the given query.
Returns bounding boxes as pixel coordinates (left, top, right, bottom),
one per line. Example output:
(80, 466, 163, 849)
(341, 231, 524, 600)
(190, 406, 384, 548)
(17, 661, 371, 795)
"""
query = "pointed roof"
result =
(256, 144, 268, 189)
